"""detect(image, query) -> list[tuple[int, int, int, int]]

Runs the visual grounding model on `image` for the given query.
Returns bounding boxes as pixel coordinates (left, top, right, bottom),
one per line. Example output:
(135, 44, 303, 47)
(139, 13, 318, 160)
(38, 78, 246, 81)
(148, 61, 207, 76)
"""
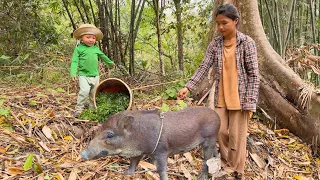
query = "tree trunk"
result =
(173, 0, 184, 72)
(153, 0, 165, 76)
(129, 0, 135, 75)
(80, 0, 91, 23)
(89, 0, 97, 26)
(194, 0, 320, 154)
(62, 0, 76, 31)
(309, 0, 317, 55)
(73, 0, 86, 23)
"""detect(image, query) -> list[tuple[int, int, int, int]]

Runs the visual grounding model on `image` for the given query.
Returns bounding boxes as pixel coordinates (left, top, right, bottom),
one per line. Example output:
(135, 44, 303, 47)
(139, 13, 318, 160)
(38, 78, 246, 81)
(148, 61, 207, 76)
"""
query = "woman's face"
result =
(216, 14, 238, 37)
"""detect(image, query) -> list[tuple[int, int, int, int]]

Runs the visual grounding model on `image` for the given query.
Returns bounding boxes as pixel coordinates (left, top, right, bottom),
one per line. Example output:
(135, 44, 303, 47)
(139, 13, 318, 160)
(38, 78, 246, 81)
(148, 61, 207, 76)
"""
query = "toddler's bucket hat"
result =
(73, 24, 103, 41)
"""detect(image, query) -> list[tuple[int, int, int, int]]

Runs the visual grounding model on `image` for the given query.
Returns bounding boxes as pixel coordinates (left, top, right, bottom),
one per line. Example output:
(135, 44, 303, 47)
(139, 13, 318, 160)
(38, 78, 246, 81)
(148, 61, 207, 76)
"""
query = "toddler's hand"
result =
(71, 77, 77, 82)
(111, 64, 116, 69)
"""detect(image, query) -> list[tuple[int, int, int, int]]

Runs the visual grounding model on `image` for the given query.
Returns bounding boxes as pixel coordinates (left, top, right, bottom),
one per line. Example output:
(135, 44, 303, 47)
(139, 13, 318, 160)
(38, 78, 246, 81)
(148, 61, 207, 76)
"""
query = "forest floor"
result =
(0, 82, 319, 180)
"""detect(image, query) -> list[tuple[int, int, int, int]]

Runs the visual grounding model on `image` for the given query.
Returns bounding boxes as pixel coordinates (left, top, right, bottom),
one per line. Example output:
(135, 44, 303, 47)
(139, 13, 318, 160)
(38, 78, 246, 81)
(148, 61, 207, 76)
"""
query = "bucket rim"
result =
(93, 78, 133, 110)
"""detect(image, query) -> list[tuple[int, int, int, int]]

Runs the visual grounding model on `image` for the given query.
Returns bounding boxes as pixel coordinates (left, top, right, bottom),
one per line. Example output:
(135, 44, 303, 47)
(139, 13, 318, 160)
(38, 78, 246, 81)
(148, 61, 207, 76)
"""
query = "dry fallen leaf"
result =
(249, 152, 266, 169)
(55, 172, 65, 180)
(277, 165, 285, 177)
(39, 141, 51, 152)
(68, 169, 78, 180)
(0, 146, 6, 153)
(37, 174, 45, 180)
(42, 125, 54, 141)
(139, 160, 157, 170)
(180, 164, 192, 180)
(64, 136, 73, 141)
(79, 173, 94, 180)
(274, 129, 289, 135)
(206, 157, 221, 174)
(167, 157, 175, 164)
(183, 152, 194, 164)
(7, 166, 24, 175)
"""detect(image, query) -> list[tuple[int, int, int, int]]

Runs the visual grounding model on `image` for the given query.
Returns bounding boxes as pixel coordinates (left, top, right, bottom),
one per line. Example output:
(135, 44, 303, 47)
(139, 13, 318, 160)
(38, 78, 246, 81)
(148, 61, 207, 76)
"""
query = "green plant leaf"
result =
(0, 108, 10, 118)
(162, 94, 169, 100)
(177, 100, 188, 109)
(178, 81, 185, 87)
(33, 163, 43, 174)
(23, 154, 34, 171)
(0, 55, 11, 60)
(160, 103, 170, 112)
(36, 93, 48, 98)
(55, 87, 65, 93)
(29, 101, 37, 106)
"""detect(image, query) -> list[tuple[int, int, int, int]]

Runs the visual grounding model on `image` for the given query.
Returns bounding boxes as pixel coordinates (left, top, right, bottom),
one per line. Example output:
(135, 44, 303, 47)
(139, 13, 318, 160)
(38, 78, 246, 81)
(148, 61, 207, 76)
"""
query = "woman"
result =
(177, 4, 260, 179)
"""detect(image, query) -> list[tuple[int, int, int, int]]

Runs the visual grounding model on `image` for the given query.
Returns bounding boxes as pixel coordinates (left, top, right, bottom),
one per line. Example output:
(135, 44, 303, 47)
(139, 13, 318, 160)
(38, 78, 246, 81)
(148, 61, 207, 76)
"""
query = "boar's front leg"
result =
(124, 155, 143, 176)
(199, 137, 218, 180)
(154, 153, 169, 180)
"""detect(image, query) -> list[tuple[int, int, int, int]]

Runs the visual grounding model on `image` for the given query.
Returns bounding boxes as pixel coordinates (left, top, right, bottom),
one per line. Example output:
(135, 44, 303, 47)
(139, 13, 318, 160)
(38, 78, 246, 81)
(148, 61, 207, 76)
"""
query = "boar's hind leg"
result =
(154, 153, 169, 180)
(124, 155, 143, 176)
(199, 137, 218, 180)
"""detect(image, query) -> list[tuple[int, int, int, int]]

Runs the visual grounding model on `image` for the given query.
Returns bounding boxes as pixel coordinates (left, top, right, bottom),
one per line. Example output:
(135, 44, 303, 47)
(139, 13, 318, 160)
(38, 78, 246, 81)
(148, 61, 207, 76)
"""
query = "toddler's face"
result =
(81, 34, 96, 46)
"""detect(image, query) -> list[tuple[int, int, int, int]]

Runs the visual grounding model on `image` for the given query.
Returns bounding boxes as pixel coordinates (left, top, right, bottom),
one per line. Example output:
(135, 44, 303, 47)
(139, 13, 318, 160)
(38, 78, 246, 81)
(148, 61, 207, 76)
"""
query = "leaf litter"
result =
(0, 85, 319, 180)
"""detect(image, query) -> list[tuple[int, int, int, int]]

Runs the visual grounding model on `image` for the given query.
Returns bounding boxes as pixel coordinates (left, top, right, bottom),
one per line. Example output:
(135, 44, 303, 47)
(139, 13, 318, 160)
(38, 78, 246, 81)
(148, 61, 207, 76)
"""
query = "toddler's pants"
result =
(75, 76, 99, 111)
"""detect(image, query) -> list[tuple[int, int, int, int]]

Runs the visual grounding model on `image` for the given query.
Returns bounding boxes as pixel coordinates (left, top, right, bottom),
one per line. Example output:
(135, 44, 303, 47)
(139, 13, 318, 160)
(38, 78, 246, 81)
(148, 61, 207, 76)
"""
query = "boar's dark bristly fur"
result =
(80, 106, 220, 180)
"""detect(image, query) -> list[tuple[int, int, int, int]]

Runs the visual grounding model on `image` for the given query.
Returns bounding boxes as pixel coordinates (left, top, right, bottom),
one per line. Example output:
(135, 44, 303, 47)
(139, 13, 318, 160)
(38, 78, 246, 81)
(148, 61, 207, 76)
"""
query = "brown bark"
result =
(73, 0, 86, 23)
(173, 0, 184, 71)
(153, 0, 165, 76)
(62, 0, 76, 31)
(194, 0, 320, 153)
(129, 0, 135, 75)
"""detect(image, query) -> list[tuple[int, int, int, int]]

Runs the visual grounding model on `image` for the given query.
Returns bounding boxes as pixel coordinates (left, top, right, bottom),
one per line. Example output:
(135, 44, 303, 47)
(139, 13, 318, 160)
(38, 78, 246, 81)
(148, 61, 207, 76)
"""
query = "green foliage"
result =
(162, 81, 186, 100)
(29, 100, 37, 107)
(0, 55, 11, 66)
(160, 103, 170, 112)
(160, 100, 188, 112)
(33, 163, 43, 174)
(79, 92, 130, 123)
(23, 154, 34, 171)
(173, 100, 188, 111)
(0, 99, 10, 118)
(0, 1, 61, 56)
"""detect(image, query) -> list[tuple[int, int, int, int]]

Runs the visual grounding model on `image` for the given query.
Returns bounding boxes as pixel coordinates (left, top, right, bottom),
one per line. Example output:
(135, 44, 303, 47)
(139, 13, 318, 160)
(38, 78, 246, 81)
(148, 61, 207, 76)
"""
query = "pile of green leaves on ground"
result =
(79, 92, 130, 123)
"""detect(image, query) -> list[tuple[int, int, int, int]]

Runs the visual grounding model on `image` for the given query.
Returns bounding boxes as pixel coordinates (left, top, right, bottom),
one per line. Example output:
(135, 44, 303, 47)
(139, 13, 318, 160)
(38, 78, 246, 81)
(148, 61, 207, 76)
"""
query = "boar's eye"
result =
(106, 132, 114, 138)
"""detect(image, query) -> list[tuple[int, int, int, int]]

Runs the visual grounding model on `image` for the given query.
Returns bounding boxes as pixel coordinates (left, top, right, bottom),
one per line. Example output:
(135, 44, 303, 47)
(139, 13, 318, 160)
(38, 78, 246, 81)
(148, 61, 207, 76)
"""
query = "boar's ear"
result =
(118, 115, 134, 129)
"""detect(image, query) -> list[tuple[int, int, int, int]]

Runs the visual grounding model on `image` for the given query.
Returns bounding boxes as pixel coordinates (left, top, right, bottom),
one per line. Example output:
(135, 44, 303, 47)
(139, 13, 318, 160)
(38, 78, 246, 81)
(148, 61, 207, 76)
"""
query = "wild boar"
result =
(80, 106, 220, 180)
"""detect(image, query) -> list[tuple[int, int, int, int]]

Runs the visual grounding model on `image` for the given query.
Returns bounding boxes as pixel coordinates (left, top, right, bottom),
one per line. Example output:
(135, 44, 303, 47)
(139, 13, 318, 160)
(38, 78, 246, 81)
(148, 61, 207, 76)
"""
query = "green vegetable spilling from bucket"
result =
(79, 92, 130, 123)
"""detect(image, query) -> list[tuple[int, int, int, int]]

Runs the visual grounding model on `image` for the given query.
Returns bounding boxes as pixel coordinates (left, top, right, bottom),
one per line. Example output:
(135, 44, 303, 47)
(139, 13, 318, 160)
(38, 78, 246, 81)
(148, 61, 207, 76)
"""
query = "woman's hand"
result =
(177, 87, 189, 100)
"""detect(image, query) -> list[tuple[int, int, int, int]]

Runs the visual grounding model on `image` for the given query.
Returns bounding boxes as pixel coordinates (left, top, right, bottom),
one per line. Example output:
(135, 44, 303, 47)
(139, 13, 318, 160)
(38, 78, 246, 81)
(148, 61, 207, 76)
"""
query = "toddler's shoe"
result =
(73, 111, 82, 118)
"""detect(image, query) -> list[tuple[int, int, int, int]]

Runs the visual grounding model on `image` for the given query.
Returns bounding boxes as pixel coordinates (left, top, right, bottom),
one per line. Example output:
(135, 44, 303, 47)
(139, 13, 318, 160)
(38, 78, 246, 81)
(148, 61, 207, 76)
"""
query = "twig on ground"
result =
(10, 110, 29, 135)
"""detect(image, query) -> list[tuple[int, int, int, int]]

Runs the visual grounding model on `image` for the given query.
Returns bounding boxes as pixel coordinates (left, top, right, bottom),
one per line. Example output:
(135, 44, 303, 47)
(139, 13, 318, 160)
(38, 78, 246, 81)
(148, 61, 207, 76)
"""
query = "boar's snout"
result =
(80, 149, 90, 160)
(80, 148, 110, 160)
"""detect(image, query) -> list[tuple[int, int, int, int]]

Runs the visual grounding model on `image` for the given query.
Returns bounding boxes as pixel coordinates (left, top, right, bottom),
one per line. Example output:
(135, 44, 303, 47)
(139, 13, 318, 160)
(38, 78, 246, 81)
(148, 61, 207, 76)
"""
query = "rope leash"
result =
(151, 112, 164, 154)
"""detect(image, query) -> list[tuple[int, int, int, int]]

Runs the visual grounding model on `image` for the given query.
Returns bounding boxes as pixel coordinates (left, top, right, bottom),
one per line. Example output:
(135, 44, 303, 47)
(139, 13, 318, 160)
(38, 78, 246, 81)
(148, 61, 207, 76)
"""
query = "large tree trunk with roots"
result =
(193, 0, 320, 153)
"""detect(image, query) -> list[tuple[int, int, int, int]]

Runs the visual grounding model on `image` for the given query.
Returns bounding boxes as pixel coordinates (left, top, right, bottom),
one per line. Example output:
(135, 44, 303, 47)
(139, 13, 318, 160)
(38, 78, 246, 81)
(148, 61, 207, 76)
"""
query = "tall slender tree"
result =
(173, 0, 184, 71)
(152, 0, 165, 76)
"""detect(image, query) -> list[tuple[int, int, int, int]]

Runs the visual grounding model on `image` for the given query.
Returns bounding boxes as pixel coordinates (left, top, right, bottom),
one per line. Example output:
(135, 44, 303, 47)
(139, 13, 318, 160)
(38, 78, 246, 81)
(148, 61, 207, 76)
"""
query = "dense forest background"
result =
(0, 0, 319, 88)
